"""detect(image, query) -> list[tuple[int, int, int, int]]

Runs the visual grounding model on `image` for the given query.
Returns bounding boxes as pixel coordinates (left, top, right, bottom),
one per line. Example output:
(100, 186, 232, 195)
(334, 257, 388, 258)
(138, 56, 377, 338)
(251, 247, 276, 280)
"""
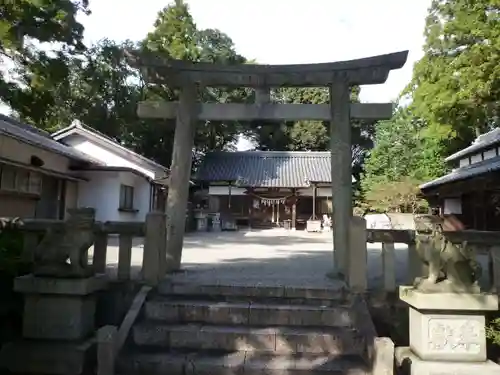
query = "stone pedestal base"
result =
(0, 274, 107, 374)
(397, 286, 500, 374)
(396, 347, 500, 375)
(0, 338, 95, 375)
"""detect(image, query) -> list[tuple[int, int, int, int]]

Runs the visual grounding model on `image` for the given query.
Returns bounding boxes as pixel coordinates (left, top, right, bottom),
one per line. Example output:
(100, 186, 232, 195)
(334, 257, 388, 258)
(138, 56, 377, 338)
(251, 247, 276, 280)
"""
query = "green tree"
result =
(406, 0, 500, 155)
(360, 107, 443, 213)
(142, 0, 251, 165)
(0, 0, 90, 123)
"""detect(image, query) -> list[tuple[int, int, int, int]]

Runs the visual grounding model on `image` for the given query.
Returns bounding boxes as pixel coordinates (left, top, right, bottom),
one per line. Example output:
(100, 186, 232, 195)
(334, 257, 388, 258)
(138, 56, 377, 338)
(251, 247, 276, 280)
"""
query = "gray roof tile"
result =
(420, 155, 500, 190)
(446, 128, 500, 162)
(0, 115, 99, 164)
(196, 151, 332, 188)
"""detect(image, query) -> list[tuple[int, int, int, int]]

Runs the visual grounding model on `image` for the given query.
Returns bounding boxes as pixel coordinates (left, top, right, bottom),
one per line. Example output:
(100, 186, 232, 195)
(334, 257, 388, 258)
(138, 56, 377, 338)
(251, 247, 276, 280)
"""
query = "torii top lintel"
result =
(132, 50, 409, 88)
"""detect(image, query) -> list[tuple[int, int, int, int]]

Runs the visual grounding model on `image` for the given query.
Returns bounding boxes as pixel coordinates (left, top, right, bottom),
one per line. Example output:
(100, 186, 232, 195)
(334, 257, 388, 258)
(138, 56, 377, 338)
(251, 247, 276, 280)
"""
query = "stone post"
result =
(329, 81, 352, 278)
(165, 82, 198, 272)
(347, 216, 367, 292)
(143, 212, 167, 285)
(395, 286, 500, 374)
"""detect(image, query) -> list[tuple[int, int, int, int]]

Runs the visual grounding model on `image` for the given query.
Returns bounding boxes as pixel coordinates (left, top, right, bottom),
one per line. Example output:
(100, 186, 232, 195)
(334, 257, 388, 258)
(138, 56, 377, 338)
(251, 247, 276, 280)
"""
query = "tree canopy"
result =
(360, 0, 500, 213)
(1, 0, 499, 214)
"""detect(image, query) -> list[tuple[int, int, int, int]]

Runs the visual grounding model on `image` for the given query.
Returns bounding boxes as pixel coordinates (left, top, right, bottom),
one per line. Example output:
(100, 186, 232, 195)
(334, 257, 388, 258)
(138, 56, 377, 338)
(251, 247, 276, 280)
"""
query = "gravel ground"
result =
(96, 228, 491, 288)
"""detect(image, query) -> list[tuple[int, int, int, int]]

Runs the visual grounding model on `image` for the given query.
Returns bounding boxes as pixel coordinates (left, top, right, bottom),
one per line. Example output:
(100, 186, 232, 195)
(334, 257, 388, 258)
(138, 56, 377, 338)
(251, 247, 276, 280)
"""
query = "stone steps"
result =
(158, 282, 347, 307)
(119, 280, 373, 374)
(133, 323, 366, 355)
(117, 350, 371, 375)
(145, 299, 354, 328)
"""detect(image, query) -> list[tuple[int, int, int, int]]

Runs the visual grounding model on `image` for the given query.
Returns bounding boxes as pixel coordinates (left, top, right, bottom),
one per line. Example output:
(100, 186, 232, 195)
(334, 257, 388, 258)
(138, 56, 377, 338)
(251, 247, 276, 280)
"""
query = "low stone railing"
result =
(366, 228, 500, 293)
(15, 212, 167, 285)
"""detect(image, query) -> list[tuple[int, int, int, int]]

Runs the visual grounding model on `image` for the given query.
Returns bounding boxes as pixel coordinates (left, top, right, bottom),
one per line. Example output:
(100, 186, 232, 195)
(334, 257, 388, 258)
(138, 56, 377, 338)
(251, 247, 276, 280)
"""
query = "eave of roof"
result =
(445, 128, 500, 162)
(0, 115, 100, 165)
(420, 155, 500, 191)
(196, 151, 338, 188)
(52, 121, 168, 172)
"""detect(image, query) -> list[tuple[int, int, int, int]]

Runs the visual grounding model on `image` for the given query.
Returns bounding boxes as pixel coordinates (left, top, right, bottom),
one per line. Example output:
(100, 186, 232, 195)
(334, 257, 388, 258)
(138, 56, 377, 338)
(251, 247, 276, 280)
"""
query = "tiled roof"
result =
(0, 114, 99, 164)
(196, 151, 333, 188)
(420, 155, 500, 190)
(446, 128, 500, 162)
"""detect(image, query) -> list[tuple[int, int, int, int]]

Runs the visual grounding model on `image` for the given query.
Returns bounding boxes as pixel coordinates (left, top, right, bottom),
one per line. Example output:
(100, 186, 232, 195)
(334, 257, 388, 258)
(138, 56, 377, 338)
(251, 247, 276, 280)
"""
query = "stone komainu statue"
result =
(413, 214, 482, 293)
(34, 208, 96, 278)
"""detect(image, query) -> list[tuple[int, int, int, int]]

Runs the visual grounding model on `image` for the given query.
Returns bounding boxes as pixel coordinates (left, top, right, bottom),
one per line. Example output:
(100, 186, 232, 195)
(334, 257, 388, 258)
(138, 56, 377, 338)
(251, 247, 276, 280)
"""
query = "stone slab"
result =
(400, 285, 498, 311)
(0, 338, 95, 375)
(23, 293, 96, 340)
(395, 346, 500, 375)
(146, 299, 354, 328)
(14, 274, 108, 295)
(409, 306, 486, 362)
(133, 323, 365, 355)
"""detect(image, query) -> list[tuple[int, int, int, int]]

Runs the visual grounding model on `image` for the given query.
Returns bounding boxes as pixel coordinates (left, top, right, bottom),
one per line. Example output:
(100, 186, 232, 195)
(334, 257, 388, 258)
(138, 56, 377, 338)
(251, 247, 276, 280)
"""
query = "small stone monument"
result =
(194, 210, 208, 232)
(0, 208, 107, 375)
(211, 212, 221, 232)
(395, 215, 500, 374)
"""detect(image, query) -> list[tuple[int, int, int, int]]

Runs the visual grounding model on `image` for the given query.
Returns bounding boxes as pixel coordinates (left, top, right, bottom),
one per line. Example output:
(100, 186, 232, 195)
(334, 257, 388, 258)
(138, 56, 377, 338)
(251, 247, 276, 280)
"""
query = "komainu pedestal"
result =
(396, 286, 500, 375)
(0, 208, 107, 375)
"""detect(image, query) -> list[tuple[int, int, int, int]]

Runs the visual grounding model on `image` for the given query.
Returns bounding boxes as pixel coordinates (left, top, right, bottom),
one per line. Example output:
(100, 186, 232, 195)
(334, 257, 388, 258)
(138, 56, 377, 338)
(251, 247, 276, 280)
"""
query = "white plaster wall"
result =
(208, 186, 247, 195)
(297, 187, 332, 197)
(483, 148, 497, 160)
(77, 171, 120, 222)
(0, 135, 70, 173)
(77, 170, 151, 222)
(118, 171, 151, 222)
(63, 135, 164, 179)
(459, 158, 470, 167)
(470, 153, 482, 164)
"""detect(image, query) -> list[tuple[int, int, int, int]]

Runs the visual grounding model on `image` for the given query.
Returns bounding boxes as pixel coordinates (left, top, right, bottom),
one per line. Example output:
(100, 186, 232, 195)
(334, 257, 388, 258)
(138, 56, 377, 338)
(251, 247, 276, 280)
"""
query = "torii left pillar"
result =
(165, 82, 198, 272)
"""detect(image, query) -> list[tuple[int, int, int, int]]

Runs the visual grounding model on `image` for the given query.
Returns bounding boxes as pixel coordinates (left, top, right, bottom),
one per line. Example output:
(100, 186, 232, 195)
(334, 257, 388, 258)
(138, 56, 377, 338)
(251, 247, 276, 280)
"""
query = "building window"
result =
(0, 165, 42, 194)
(119, 184, 134, 210)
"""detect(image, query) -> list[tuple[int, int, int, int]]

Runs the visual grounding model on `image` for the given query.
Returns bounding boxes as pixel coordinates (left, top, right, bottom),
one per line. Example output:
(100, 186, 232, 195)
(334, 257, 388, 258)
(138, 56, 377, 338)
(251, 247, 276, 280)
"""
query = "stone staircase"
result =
(117, 280, 379, 374)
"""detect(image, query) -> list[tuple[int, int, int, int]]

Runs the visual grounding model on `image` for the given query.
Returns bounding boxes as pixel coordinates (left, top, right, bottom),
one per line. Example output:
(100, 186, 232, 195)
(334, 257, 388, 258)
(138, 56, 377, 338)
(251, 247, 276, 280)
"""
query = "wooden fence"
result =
(16, 212, 167, 285)
(366, 228, 500, 293)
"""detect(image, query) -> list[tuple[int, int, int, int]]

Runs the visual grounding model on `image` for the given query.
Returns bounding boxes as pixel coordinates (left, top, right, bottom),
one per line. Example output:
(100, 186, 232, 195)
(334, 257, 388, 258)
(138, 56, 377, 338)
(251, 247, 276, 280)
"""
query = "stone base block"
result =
(14, 273, 107, 295)
(399, 286, 498, 362)
(400, 286, 499, 311)
(15, 275, 107, 341)
(0, 338, 95, 375)
(23, 294, 96, 340)
(409, 306, 486, 362)
(395, 346, 500, 375)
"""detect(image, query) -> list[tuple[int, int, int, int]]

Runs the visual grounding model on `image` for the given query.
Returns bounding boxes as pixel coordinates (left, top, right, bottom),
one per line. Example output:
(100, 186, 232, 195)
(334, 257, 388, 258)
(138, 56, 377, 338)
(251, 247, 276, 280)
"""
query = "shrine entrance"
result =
(130, 50, 408, 284)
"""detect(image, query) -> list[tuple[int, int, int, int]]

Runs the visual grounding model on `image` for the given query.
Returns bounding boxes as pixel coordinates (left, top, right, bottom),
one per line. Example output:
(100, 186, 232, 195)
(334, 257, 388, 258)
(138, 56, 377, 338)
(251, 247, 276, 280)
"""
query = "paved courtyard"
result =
(101, 229, 412, 288)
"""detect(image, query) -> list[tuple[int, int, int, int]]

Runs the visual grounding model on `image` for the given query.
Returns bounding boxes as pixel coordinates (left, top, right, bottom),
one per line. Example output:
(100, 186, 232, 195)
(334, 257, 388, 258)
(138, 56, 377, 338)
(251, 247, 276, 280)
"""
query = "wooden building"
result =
(420, 128, 500, 231)
(195, 151, 337, 230)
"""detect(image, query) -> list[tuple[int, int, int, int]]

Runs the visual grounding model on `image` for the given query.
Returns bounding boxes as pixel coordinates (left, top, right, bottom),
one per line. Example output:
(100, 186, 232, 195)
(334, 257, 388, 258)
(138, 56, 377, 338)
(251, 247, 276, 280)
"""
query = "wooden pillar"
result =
(312, 184, 317, 220)
(329, 81, 352, 278)
(165, 82, 198, 272)
(291, 190, 297, 231)
(272, 203, 275, 223)
(277, 201, 280, 225)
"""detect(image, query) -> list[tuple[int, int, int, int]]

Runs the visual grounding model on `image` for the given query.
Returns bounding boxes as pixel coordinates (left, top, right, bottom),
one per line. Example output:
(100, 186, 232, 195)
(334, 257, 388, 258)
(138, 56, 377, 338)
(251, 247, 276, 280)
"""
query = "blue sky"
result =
(82, 0, 431, 103)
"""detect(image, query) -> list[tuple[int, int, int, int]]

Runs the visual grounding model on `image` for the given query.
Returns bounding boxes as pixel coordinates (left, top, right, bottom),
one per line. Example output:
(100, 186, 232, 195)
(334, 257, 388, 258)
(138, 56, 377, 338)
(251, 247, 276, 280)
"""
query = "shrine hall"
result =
(194, 150, 353, 230)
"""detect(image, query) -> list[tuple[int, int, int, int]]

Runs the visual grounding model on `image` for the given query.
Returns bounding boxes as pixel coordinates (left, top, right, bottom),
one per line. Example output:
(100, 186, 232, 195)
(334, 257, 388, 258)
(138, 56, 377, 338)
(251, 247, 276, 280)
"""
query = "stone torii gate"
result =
(131, 50, 408, 281)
